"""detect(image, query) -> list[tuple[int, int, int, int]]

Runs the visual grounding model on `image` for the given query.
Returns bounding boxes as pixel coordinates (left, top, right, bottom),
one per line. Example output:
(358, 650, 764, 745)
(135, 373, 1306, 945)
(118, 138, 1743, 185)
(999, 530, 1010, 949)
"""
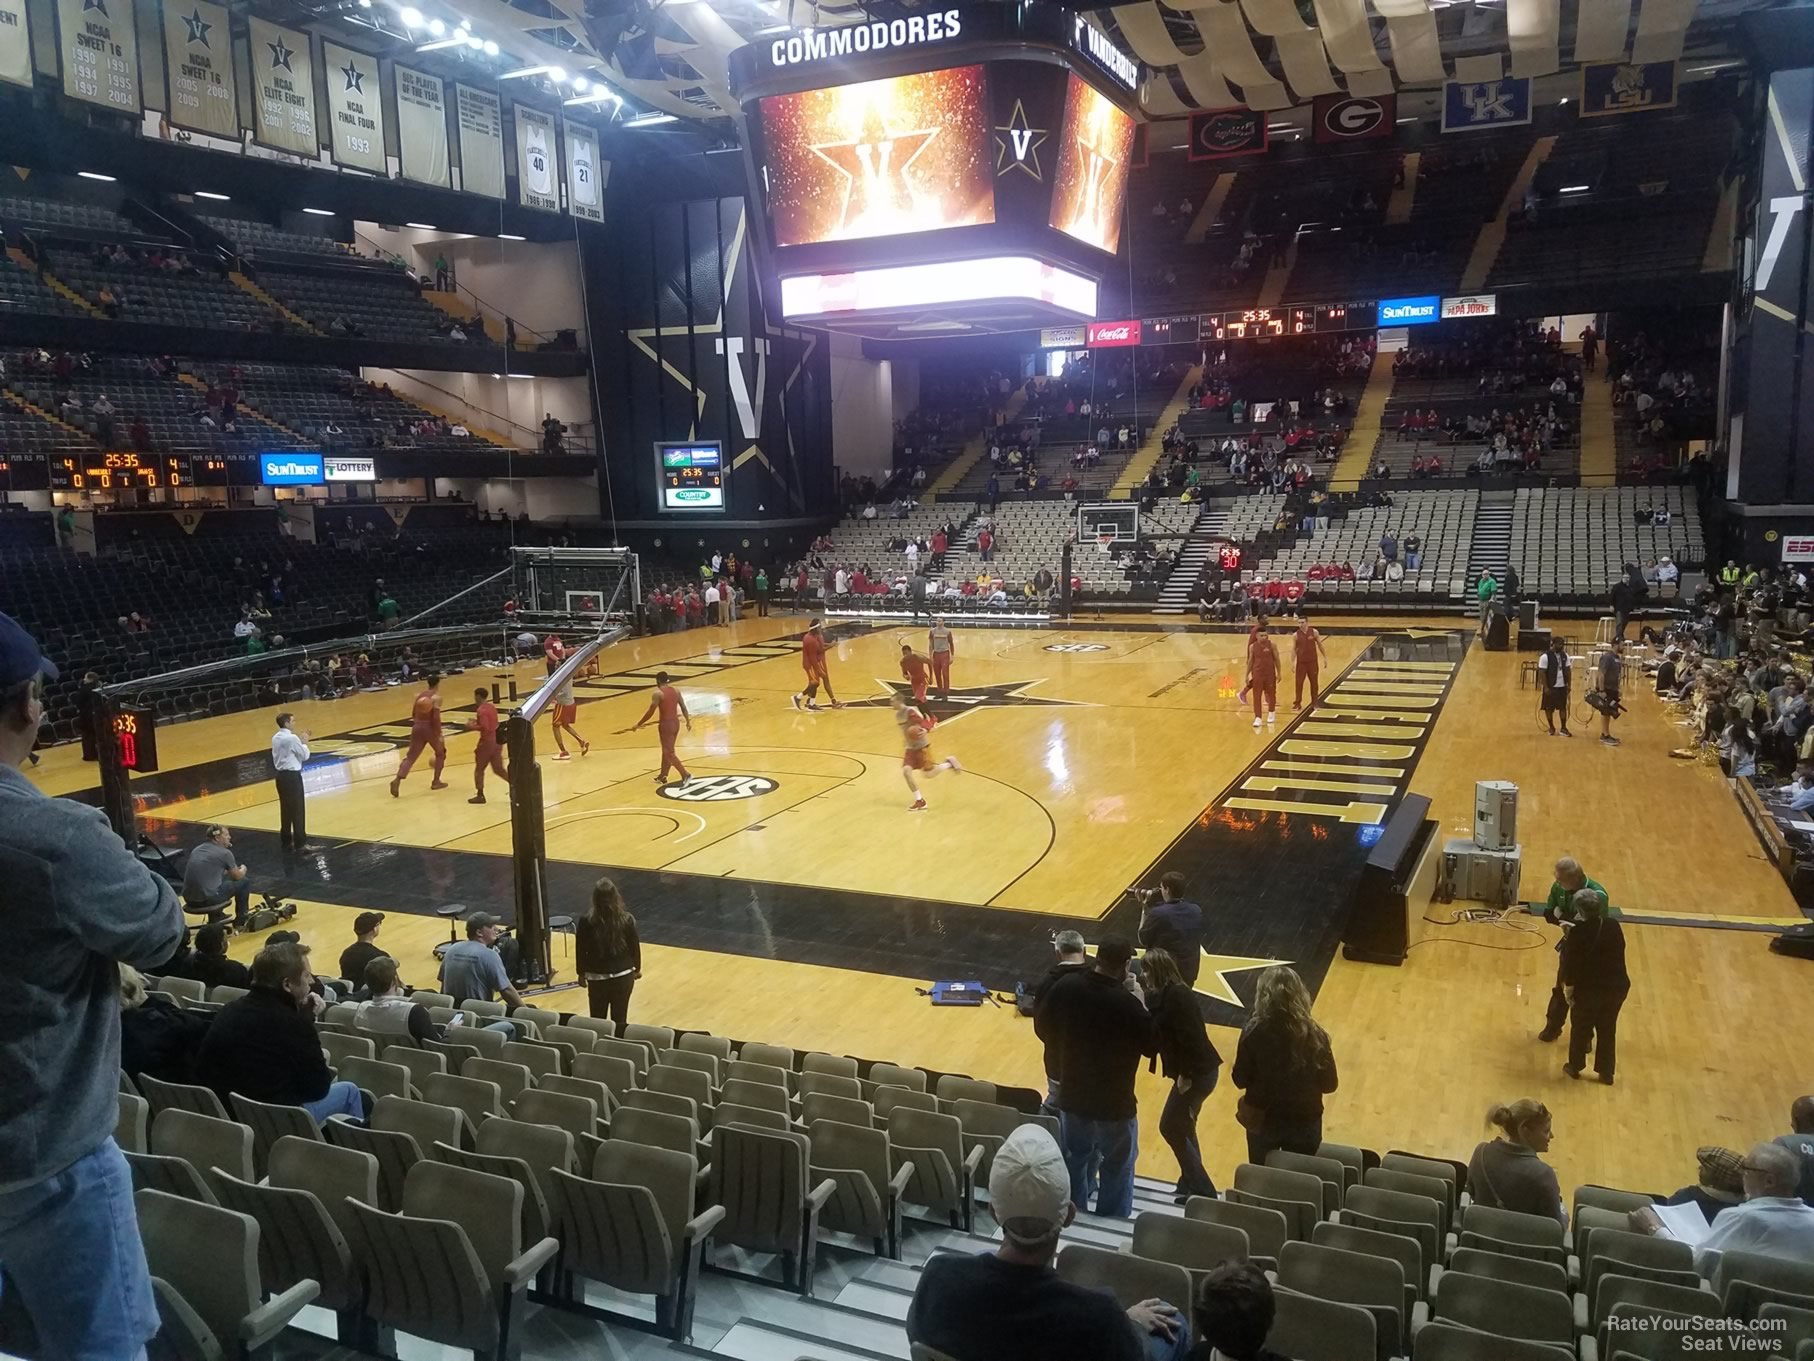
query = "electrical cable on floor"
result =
(1412, 902, 1548, 952)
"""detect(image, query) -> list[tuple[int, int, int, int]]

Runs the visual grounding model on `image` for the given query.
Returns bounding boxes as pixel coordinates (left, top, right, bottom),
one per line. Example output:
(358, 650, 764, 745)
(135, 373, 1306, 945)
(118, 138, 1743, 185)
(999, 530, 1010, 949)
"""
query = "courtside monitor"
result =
(656, 441, 726, 511)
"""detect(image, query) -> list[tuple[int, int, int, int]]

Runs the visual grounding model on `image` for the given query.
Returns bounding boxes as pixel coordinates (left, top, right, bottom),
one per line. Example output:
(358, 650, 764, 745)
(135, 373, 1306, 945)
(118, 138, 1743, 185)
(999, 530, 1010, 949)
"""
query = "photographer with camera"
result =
(1135, 872, 1204, 988)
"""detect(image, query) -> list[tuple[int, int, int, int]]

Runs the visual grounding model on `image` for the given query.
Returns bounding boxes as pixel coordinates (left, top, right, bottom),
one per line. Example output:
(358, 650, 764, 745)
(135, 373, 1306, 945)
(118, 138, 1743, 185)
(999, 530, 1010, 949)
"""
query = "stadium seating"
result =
(197, 216, 354, 260)
(0, 192, 142, 239)
(1509, 486, 1704, 601)
(45, 247, 281, 332)
(256, 267, 492, 347)
(0, 255, 88, 319)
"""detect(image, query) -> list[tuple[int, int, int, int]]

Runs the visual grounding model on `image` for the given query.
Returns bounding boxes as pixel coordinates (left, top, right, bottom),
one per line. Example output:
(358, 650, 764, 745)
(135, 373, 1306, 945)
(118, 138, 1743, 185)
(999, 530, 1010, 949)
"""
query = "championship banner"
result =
(248, 16, 317, 156)
(321, 41, 385, 173)
(1441, 76, 1532, 132)
(395, 64, 450, 188)
(564, 120, 604, 222)
(162, 0, 236, 137)
(514, 102, 559, 212)
(1579, 61, 1677, 118)
(1312, 93, 1395, 143)
(0, 0, 34, 90)
(57, 0, 141, 114)
(456, 83, 504, 198)
(1187, 108, 1267, 162)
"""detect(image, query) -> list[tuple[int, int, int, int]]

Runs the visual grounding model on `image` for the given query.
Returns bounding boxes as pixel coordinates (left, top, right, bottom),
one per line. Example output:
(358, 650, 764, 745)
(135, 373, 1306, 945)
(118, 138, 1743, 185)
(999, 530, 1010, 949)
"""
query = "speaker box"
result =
(1438, 838, 1523, 905)
(1771, 922, 1814, 960)
(1483, 612, 1511, 651)
(1475, 780, 1518, 850)
(1519, 600, 1539, 630)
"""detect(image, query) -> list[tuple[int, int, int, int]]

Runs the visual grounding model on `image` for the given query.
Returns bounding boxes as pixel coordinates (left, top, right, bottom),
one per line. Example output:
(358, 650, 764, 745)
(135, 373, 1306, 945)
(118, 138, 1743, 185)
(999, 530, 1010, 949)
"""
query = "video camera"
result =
(1584, 690, 1626, 718)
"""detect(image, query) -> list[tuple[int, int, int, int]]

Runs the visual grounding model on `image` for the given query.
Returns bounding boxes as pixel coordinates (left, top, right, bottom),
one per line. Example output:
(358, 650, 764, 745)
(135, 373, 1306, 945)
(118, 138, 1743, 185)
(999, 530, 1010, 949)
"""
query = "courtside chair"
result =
(1412, 1320, 1574, 1361)
(808, 1117, 912, 1260)
(139, 1074, 230, 1121)
(1188, 1194, 1289, 1271)
(1056, 1243, 1193, 1313)
(888, 1106, 982, 1231)
(548, 1139, 723, 1343)
(379, 1043, 444, 1092)
(1427, 1272, 1574, 1350)
(1231, 1163, 1327, 1242)
(335, 1056, 413, 1103)
(152, 1109, 255, 1188)
(708, 1124, 836, 1297)
(1268, 1149, 1349, 1216)
(1132, 1211, 1251, 1276)
(118, 1090, 150, 1154)
(135, 1189, 319, 1360)
(1279, 1240, 1416, 1361)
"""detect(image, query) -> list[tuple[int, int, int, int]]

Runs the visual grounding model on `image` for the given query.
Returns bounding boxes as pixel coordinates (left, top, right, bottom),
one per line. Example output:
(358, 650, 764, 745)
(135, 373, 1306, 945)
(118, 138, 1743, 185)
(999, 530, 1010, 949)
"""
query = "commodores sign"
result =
(769, 10, 963, 68)
(1087, 319, 1141, 347)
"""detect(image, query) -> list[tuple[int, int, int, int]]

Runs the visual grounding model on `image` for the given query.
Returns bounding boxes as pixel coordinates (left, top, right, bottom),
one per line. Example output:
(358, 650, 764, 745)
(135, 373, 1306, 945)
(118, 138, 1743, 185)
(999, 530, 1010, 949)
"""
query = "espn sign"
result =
(1087, 319, 1141, 348)
(1782, 536, 1814, 563)
(1440, 294, 1497, 320)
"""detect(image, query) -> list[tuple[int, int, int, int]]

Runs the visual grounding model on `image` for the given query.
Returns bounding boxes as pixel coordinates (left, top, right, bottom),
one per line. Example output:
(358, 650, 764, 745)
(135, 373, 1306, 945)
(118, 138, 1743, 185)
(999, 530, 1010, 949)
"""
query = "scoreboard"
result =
(656, 441, 726, 512)
(49, 453, 232, 490)
(1198, 303, 1371, 341)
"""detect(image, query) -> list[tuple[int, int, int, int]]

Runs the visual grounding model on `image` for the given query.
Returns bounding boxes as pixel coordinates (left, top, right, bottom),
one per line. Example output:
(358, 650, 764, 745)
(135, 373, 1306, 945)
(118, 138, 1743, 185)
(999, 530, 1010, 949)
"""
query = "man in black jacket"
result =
(1032, 930, 1090, 1119)
(1034, 936, 1155, 1218)
(195, 942, 364, 1122)
(1136, 873, 1203, 987)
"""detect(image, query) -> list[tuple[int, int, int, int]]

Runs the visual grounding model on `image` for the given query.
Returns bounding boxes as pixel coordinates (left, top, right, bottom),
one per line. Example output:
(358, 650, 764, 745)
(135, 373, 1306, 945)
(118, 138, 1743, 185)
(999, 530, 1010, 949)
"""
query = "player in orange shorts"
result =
(895, 693, 960, 811)
(390, 672, 449, 795)
(469, 685, 508, 804)
(631, 670, 692, 785)
(899, 642, 932, 706)
(1245, 622, 1280, 729)
(792, 618, 842, 710)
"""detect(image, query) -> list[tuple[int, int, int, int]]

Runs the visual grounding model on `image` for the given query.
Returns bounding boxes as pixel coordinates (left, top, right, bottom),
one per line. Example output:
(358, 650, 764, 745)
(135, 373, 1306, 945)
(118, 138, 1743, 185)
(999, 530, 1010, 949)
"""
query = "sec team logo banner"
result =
(1312, 93, 1395, 144)
(1580, 61, 1678, 118)
(1187, 108, 1268, 162)
(1442, 77, 1532, 133)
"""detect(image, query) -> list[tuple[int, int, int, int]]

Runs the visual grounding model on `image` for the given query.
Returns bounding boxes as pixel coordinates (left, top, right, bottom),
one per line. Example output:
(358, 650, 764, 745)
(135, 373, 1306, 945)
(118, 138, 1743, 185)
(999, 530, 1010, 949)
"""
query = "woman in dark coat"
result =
(1142, 948, 1222, 1203)
(118, 965, 210, 1085)
(1230, 966, 1338, 1165)
(575, 876, 641, 1028)
(1558, 888, 1629, 1084)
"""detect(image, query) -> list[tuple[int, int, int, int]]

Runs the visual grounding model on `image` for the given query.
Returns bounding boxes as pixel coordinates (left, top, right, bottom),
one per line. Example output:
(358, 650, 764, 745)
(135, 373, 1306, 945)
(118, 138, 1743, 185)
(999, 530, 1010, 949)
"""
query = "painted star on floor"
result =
(843, 678, 1084, 725)
(1195, 950, 1291, 1007)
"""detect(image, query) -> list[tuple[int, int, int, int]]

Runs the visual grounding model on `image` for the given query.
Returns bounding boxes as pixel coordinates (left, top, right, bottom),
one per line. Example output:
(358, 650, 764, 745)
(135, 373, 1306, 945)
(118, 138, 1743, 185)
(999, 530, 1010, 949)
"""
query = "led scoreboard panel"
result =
(656, 442, 726, 512)
(50, 453, 232, 489)
(1197, 304, 1371, 341)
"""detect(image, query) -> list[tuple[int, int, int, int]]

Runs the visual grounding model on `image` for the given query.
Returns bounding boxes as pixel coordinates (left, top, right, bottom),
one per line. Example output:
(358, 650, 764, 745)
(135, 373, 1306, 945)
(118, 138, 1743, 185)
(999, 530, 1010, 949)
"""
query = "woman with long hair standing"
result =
(1230, 965, 1338, 1165)
(575, 877, 641, 1027)
(1141, 948, 1223, 1203)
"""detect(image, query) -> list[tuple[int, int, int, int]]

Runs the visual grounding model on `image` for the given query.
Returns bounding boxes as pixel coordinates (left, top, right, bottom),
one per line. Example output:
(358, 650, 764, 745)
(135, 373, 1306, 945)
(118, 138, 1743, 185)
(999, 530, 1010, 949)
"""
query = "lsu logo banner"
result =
(1442, 77, 1532, 133)
(1580, 61, 1677, 118)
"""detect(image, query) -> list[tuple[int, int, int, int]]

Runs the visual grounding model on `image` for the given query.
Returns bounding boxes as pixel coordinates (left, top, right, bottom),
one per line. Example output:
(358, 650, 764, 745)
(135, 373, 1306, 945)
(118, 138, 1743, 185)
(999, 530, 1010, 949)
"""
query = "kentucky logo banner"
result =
(1442, 77, 1532, 133)
(1580, 61, 1678, 118)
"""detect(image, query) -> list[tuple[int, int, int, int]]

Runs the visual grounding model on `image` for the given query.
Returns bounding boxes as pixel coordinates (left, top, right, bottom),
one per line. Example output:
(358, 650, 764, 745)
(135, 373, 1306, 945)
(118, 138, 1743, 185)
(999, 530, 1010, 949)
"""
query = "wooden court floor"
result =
(34, 613, 1814, 1197)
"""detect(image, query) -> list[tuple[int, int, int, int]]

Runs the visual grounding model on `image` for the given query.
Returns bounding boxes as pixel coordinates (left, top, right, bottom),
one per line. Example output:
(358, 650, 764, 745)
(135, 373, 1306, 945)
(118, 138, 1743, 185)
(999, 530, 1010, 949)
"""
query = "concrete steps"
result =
(228, 272, 317, 333)
(1156, 508, 1225, 613)
(1330, 349, 1400, 488)
(1111, 364, 1203, 500)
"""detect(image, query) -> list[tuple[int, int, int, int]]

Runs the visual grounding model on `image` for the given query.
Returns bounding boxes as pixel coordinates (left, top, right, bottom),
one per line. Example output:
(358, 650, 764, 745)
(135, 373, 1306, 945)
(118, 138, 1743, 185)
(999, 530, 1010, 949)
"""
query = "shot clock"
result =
(655, 441, 726, 512)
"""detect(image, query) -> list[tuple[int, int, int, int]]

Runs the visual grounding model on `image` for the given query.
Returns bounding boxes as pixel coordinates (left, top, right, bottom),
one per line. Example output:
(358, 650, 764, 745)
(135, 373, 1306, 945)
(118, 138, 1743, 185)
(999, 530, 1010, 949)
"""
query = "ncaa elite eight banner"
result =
(162, 0, 236, 138)
(515, 103, 559, 211)
(57, 0, 141, 114)
(395, 65, 451, 188)
(248, 16, 317, 156)
(0, 0, 34, 90)
(321, 41, 386, 173)
(456, 84, 505, 198)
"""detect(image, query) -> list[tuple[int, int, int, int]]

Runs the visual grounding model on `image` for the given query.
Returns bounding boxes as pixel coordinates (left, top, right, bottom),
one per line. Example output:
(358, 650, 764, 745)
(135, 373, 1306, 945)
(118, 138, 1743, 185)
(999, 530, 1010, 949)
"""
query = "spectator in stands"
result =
(1035, 935, 1155, 1218)
(1780, 1098, 1814, 1205)
(576, 876, 641, 1028)
(118, 964, 209, 1085)
(196, 941, 364, 1122)
(1635, 1142, 1814, 1275)
(1135, 871, 1203, 987)
(1663, 1146, 1748, 1223)
(906, 1124, 1188, 1361)
(338, 911, 388, 987)
(1032, 930, 1090, 1118)
(1467, 1099, 1565, 1225)
(1230, 965, 1337, 1164)
(181, 823, 252, 926)
(1559, 888, 1628, 1084)
(439, 911, 525, 1011)
(1191, 1261, 1288, 1361)
(186, 922, 251, 990)
(1143, 948, 1220, 1203)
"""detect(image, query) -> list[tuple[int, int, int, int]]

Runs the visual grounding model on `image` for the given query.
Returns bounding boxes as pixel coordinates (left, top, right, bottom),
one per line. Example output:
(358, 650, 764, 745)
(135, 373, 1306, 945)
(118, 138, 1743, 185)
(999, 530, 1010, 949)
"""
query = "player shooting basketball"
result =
(894, 693, 960, 811)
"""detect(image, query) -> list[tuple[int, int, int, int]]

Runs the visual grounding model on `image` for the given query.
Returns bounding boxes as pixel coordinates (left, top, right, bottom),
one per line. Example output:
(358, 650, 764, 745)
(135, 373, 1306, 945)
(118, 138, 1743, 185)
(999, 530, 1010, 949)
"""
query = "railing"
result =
(354, 230, 567, 351)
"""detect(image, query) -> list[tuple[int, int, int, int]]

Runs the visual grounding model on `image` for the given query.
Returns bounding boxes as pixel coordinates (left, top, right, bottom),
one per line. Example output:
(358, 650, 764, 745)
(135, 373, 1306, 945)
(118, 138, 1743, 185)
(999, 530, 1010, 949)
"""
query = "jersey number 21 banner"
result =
(515, 103, 559, 212)
(565, 121, 604, 222)
(57, 0, 141, 114)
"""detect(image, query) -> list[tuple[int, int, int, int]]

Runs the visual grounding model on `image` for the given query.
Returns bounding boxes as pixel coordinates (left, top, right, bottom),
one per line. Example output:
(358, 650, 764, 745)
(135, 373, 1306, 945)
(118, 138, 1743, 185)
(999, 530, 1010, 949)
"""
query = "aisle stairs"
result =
(1464, 491, 1515, 602)
(1155, 505, 1229, 613)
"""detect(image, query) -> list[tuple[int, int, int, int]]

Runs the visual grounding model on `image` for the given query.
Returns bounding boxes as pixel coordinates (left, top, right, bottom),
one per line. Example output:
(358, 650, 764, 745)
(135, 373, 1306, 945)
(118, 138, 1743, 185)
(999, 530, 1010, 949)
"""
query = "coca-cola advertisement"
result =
(1086, 319, 1141, 348)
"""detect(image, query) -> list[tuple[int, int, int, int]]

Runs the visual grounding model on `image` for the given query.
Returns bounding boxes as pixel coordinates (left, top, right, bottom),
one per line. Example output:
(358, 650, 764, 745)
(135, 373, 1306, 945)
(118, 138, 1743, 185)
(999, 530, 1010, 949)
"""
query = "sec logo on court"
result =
(1044, 643, 1109, 653)
(659, 775, 779, 801)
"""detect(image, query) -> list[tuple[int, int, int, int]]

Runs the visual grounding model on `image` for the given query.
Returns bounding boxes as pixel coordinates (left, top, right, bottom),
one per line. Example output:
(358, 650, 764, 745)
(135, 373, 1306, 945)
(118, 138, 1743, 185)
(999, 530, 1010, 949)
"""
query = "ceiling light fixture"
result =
(624, 111, 677, 127)
(572, 75, 589, 92)
(482, 39, 498, 54)
(564, 90, 619, 105)
(1396, 116, 1417, 123)
(302, 207, 336, 216)
(416, 36, 467, 49)
(1266, 122, 1294, 131)
(427, 18, 445, 35)
(78, 171, 117, 182)
(500, 64, 550, 78)
(1559, 185, 1590, 193)
(1559, 97, 1570, 105)
(463, 33, 481, 48)
(548, 66, 566, 82)
(399, 5, 422, 24)
(193, 190, 231, 200)
(498, 233, 526, 241)
(456, 15, 469, 27)
(406, 221, 438, 229)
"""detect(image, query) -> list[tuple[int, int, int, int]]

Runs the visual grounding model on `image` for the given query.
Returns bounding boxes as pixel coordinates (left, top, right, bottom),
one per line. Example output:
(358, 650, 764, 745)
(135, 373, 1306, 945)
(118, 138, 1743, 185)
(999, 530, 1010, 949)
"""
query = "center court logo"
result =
(659, 775, 779, 801)
(1045, 643, 1109, 653)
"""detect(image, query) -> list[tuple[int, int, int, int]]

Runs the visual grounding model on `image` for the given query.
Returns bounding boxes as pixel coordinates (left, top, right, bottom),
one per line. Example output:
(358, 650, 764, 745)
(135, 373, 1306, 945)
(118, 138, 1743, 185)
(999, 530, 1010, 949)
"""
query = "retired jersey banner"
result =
(0, 0, 35, 90)
(1442, 76, 1532, 132)
(57, 0, 141, 114)
(248, 16, 317, 156)
(564, 120, 604, 222)
(162, 0, 236, 137)
(1187, 108, 1267, 162)
(514, 102, 559, 212)
(395, 64, 450, 188)
(1312, 93, 1395, 143)
(1580, 61, 1677, 117)
(321, 41, 385, 173)
(456, 83, 504, 198)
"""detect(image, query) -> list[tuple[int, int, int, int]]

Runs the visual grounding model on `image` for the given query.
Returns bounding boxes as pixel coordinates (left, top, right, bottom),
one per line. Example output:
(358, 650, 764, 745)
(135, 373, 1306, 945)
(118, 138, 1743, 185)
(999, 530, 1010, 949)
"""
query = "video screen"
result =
(760, 65, 995, 247)
(1048, 72, 1136, 255)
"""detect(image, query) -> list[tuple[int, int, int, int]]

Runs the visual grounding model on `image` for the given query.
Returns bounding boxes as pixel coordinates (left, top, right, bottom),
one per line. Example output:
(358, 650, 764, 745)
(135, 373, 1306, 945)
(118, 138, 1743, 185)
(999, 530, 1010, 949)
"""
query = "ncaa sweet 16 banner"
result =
(57, 0, 141, 114)
(565, 121, 604, 222)
(395, 65, 451, 188)
(0, 0, 30, 90)
(162, 0, 236, 137)
(322, 41, 385, 174)
(514, 103, 559, 212)
(248, 16, 318, 156)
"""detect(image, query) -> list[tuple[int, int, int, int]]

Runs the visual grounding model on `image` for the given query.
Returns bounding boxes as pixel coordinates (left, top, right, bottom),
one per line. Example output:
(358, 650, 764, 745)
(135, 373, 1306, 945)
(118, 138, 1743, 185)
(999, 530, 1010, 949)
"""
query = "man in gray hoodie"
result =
(0, 611, 184, 1359)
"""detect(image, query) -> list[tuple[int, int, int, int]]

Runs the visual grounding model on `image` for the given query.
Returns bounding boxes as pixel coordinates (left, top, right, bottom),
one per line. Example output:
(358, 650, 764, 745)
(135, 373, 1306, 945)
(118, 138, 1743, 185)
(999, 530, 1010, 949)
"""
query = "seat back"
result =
(1434, 1270, 1574, 1343)
(888, 1106, 966, 1212)
(1186, 1193, 1290, 1262)
(592, 1036, 652, 1076)
(803, 1052, 858, 1080)
(1599, 1302, 1729, 1361)
(513, 1087, 599, 1144)
(117, 1091, 150, 1154)
(564, 1015, 616, 1042)
(345, 1195, 497, 1352)
(622, 1088, 700, 1124)
(724, 1060, 789, 1090)
(1448, 1246, 1568, 1296)
(622, 1022, 675, 1051)
(158, 977, 207, 1008)
(543, 1024, 598, 1055)
(323, 1119, 419, 1212)
(1574, 1184, 1654, 1222)
(432, 1141, 551, 1245)
(802, 1091, 873, 1131)
(151, 1108, 255, 1185)
(461, 1056, 532, 1107)
(808, 1119, 891, 1242)
(934, 1074, 997, 1104)
(379, 1044, 446, 1091)
(1584, 1228, 1697, 1306)
(373, 1092, 467, 1153)
(508, 1005, 560, 1035)
(869, 1062, 927, 1092)
(799, 1071, 863, 1101)
(647, 1063, 713, 1109)
(210, 1167, 357, 1310)
(135, 1188, 262, 1352)
(613, 1105, 700, 1157)
(1132, 1211, 1249, 1272)
(1233, 1163, 1325, 1239)
(1267, 1149, 1347, 1215)
(1317, 1141, 1370, 1188)
(499, 1041, 561, 1083)
(1342, 1185, 1443, 1269)
(407, 991, 454, 1010)
(1054, 1243, 1192, 1311)
(550, 1143, 689, 1295)
(716, 1102, 792, 1133)
(713, 1123, 813, 1256)
(678, 1031, 733, 1062)
(338, 1056, 414, 1102)
(320, 1032, 376, 1068)
(574, 1051, 640, 1097)
(228, 1095, 320, 1177)
(125, 1149, 218, 1204)
(267, 1133, 377, 1242)
(1714, 1251, 1814, 1319)
(1268, 1284, 1378, 1361)
(1382, 1151, 1463, 1204)
(740, 1042, 796, 1071)
(139, 1074, 229, 1121)
(1279, 1240, 1407, 1353)
(658, 1047, 722, 1086)
(1364, 1166, 1451, 1234)
(476, 1115, 576, 1211)
(1314, 1220, 1427, 1302)
(539, 1073, 614, 1117)
(402, 1159, 524, 1289)
(719, 1078, 790, 1115)
(1412, 1320, 1575, 1361)
(875, 1087, 939, 1121)
(420, 1072, 500, 1134)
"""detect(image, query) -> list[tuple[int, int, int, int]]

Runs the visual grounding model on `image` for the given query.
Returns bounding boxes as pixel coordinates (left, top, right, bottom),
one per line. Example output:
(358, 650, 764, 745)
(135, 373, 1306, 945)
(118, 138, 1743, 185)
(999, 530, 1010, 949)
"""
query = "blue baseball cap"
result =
(0, 612, 58, 687)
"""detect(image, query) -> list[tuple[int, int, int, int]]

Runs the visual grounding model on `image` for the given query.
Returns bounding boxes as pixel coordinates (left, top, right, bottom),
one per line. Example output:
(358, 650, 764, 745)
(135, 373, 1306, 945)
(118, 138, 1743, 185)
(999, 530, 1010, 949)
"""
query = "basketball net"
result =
(1097, 533, 1114, 554)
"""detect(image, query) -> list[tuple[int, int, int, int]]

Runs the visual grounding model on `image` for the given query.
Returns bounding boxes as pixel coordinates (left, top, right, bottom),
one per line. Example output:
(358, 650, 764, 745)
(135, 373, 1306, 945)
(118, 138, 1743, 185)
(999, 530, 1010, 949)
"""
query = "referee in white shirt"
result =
(271, 713, 310, 852)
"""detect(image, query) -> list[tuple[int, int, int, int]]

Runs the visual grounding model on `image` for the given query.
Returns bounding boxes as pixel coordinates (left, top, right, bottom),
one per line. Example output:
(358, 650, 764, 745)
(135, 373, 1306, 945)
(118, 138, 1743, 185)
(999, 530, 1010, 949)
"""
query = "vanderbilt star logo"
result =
(181, 6, 210, 44)
(268, 36, 294, 72)
(848, 678, 1083, 725)
(341, 61, 364, 94)
(810, 108, 937, 237)
(1194, 949, 1290, 1007)
(83, 0, 108, 14)
(994, 99, 1048, 182)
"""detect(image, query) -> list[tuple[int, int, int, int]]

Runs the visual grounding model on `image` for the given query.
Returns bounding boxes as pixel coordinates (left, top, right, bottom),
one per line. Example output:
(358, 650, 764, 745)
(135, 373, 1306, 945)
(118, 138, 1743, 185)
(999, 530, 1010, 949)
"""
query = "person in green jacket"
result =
(1538, 856, 1615, 1042)
(754, 568, 769, 617)
(376, 593, 401, 629)
(1477, 569, 1499, 633)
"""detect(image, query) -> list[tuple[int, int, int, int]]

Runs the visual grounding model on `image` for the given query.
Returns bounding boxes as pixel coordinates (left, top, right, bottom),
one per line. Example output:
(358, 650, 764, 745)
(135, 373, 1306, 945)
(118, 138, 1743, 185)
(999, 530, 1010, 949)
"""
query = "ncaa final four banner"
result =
(0, 0, 35, 90)
(564, 120, 604, 222)
(56, 0, 141, 114)
(455, 84, 505, 199)
(321, 41, 386, 174)
(395, 64, 450, 188)
(248, 15, 318, 157)
(513, 102, 559, 212)
(161, 0, 236, 138)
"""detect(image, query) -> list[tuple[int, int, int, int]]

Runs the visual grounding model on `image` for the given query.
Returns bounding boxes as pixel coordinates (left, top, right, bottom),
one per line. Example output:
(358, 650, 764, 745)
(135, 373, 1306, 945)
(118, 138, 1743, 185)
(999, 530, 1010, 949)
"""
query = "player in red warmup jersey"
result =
(1292, 616, 1329, 711)
(899, 642, 932, 706)
(895, 693, 960, 810)
(792, 618, 842, 710)
(632, 671, 692, 785)
(1245, 623, 1280, 730)
(390, 672, 449, 795)
(469, 686, 508, 804)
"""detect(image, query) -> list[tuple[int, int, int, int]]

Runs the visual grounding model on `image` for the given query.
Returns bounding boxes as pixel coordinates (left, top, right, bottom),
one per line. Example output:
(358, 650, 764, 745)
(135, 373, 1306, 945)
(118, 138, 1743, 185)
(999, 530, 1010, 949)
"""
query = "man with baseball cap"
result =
(0, 610, 184, 1358)
(339, 911, 389, 989)
(437, 910, 526, 1013)
(906, 1124, 1189, 1361)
